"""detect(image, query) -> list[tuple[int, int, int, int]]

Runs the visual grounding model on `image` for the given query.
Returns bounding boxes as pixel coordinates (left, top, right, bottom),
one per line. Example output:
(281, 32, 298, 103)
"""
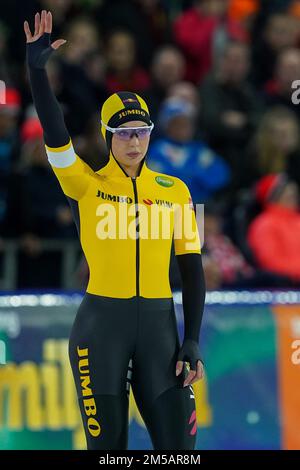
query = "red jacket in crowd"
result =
(174, 7, 247, 84)
(248, 203, 300, 281)
(105, 67, 151, 94)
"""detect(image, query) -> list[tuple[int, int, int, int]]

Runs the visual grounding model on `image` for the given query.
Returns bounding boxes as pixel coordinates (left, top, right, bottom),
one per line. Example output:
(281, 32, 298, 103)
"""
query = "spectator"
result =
(148, 98, 230, 203)
(200, 40, 261, 188)
(61, 15, 101, 66)
(248, 173, 300, 284)
(167, 80, 203, 138)
(174, 0, 247, 84)
(167, 80, 210, 141)
(263, 48, 300, 119)
(203, 204, 255, 288)
(143, 45, 186, 123)
(105, 29, 150, 94)
(167, 80, 200, 108)
(244, 107, 300, 188)
(93, 0, 171, 68)
(54, 17, 103, 135)
(82, 50, 108, 107)
(203, 203, 288, 288)
(251, 13, 300, 87)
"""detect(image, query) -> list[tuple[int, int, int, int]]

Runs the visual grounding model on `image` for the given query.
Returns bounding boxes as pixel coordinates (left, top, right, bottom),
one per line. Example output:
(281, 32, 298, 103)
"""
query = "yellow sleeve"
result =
(45, 139, 93, 201)
(173, 180, 201, 255)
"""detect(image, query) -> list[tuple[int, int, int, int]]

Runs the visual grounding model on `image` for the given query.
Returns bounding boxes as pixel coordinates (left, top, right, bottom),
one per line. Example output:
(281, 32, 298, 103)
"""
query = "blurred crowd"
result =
(1, 0, 300, 290)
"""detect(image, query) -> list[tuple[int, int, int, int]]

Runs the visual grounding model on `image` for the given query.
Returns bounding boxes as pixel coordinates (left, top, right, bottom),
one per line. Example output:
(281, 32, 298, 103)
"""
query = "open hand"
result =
(24, 10, 66, 50)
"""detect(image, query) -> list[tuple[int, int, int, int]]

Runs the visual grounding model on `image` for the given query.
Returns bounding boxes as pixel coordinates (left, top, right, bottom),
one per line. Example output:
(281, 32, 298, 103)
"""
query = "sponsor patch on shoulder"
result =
(155, 176, 174, 188)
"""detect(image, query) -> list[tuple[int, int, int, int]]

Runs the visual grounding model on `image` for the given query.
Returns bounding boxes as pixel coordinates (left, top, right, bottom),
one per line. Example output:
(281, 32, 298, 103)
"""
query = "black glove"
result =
(177, 339, 203, 371)
(26, 32, 54, 69)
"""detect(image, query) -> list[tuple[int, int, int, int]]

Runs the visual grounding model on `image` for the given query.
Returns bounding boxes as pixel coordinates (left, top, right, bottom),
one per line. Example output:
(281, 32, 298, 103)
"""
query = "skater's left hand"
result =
(176, 339, 204, 387)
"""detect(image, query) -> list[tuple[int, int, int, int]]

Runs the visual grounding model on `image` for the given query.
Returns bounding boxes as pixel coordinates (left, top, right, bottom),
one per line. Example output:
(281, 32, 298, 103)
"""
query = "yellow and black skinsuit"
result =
(27, 31, 206, 450)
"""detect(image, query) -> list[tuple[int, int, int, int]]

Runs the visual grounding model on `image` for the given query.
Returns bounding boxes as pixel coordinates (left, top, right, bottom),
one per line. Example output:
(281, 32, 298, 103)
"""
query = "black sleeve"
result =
(28, 67, 69, 148)
(176, 253, 206, 343)
(26, 33, 69, 148)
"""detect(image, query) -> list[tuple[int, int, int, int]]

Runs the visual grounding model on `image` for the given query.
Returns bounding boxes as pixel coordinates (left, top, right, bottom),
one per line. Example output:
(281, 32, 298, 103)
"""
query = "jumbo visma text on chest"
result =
(94, 189, 197, 242)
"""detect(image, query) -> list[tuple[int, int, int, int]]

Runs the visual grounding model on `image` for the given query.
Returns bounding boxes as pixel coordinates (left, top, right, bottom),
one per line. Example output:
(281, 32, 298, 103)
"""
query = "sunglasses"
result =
(101, 121, 154, 141)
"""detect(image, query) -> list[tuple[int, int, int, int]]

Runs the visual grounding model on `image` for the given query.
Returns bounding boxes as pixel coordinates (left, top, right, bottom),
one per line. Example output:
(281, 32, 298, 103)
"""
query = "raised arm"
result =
(24, 10, 93, 201)
(24, 10, 68, 147)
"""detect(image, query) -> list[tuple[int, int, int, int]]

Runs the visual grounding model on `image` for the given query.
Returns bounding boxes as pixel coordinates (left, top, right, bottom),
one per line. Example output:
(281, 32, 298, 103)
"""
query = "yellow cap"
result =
(100, 91, 151, 145)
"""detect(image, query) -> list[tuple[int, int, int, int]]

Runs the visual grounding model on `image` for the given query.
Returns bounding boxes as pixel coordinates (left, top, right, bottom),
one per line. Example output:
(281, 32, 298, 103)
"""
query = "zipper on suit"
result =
(131, 177, 140, 297)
